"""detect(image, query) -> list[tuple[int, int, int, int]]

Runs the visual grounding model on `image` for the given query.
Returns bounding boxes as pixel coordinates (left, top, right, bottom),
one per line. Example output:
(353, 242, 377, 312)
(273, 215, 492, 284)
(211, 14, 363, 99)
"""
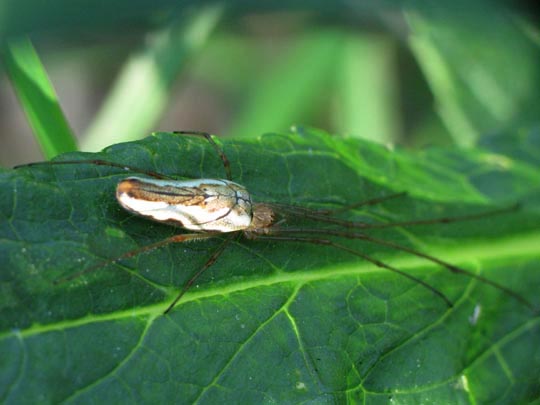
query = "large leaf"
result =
(408, 6, 540, 147)
(1, 129, 539, 403)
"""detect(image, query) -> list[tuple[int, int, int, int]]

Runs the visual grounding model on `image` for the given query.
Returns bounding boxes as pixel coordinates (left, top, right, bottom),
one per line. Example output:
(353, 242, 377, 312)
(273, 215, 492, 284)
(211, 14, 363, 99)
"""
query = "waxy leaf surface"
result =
(1, 130, 539, 403)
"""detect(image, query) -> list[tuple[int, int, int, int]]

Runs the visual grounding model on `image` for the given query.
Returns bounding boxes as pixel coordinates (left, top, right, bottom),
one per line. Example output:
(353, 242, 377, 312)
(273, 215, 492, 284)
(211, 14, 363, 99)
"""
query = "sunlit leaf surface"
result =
(1, 129, 539, 403)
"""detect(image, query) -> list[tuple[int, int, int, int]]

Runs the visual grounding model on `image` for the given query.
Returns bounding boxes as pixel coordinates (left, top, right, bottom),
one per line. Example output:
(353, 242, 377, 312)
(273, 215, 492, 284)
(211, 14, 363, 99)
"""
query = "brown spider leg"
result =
(256, 235, 454, 307)
(55, 232, 222, 284)
(324, 192, 408, 215)
(278, 227, 536, 312)
(268, 192, 407, 216)
(163, 232, 237, 314)
(14, 160, 173, 180)
(351, 204, 521, 230)
(173, 131, 232, 181)
(269, 202, 519, 231)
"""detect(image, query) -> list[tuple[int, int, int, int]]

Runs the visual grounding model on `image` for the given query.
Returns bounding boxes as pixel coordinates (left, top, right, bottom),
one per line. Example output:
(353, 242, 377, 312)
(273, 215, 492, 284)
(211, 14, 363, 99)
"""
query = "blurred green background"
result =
(0, 0, 539, 166)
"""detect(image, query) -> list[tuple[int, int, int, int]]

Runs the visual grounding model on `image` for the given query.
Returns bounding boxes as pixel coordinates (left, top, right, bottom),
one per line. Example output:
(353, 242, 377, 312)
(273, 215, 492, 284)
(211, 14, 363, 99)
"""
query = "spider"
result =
(15, 131, 534, 314)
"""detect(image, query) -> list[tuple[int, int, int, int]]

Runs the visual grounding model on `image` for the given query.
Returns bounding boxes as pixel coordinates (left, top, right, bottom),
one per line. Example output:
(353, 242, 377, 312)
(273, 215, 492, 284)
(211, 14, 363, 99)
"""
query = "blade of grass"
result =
(2, 36, 77, 159)
(81, 5, 224, 152)
(334, 34, 400, 144)
(227, 29, 344, 138)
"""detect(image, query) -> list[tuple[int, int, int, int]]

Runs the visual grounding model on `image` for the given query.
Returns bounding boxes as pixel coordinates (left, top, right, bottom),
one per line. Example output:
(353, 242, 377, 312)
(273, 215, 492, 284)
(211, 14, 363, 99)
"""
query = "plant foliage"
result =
(1, 129, 539, 403)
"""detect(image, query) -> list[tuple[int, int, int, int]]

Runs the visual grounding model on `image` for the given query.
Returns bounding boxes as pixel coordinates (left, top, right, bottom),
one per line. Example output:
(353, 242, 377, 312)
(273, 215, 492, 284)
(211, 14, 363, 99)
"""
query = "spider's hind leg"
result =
(14, 159, 172, 180)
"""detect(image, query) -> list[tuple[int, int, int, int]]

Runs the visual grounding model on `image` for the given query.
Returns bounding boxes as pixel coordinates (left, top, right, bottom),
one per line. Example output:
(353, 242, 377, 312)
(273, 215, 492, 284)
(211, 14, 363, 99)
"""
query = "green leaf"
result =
(1, 129, 539, 403)
(408, 7, 540, 147)
(2, 37, 77, 158)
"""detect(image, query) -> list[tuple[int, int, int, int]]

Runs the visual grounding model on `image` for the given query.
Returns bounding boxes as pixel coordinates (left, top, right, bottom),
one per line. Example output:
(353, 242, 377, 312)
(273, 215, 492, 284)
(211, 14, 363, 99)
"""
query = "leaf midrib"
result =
(6, 229, 540, 340)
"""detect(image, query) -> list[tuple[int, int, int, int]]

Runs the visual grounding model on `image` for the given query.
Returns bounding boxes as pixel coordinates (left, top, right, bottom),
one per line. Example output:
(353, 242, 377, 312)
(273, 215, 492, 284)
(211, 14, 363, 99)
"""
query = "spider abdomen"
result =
(116, 177, 253, 232)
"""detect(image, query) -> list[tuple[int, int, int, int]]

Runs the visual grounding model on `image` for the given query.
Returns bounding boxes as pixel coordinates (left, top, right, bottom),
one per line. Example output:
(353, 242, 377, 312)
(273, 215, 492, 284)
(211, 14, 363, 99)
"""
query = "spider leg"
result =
(256, 235, 454, 307)
(55, 232, 222, 284)
(173, 131, 232, 181)
(163, 232, 237, 314)
(14, 159, 173, 180)
(352, 204, 521, 230)
(267, 192, 406, 217)
(277, 227, 536, 312)
(269, 201, 519, 231)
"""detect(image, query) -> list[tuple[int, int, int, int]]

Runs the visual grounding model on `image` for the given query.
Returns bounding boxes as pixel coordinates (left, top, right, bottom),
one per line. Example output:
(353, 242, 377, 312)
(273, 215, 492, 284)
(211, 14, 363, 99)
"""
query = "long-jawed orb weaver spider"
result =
(15, 131, 535, 315)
